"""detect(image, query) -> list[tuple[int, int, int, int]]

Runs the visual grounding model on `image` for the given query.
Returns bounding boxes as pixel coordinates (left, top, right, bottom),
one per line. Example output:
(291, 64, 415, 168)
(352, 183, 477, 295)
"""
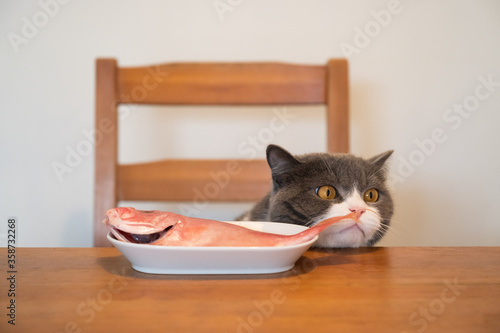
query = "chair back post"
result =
(326, 59, 349, 153)
(94, 58, 119, 247)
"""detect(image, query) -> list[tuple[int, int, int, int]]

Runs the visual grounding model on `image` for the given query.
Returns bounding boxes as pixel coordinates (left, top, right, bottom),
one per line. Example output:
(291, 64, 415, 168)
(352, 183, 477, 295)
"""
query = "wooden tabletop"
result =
(2, 247, 499, 333)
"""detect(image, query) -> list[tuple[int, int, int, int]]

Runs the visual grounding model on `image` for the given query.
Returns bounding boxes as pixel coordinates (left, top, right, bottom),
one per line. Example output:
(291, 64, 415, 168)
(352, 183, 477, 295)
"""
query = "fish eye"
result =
(316, 186, 336, 200)
(364, 188, 379, 202)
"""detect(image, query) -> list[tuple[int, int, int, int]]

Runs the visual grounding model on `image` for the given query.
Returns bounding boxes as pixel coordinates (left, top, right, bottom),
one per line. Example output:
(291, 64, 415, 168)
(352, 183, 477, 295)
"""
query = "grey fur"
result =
(237, 144, 394, 247)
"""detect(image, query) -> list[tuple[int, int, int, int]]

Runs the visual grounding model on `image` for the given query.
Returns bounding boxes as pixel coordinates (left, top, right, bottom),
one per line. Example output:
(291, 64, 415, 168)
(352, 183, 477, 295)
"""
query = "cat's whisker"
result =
(357, 217, 407, 243)
(365, 208, 382, 219)
(384, 218, 415, 239)
(363, 219, 381, 227)
(381, 228, 406, 243)
(378, 217, 413, 235)
(375, 221, 407, 242)
(320, 155, 336, 177)
(368, 165, 391, 183)
(305, 219, 317, 227)
(363, 219, 379, 228)
(361, 210, 410, 243)
(389, 218, 413, 233)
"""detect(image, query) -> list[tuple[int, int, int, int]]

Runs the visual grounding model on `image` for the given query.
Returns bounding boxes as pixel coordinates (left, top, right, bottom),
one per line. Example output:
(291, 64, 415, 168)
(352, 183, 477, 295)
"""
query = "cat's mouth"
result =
(337, 222, 365, 236)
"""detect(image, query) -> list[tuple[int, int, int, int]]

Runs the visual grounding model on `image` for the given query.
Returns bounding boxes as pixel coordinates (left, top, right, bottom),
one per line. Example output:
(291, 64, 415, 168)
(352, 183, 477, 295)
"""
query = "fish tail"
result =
(280, 212, 358, 245)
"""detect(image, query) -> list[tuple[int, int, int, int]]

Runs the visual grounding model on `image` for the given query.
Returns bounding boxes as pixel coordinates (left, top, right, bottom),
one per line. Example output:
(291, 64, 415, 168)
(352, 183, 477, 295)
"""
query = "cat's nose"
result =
(349, 208, 365, 220)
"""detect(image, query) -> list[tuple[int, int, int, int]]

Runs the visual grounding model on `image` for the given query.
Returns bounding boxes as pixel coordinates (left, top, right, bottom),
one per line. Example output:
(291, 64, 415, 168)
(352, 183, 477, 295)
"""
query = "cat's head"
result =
(266, 144, 394, 248)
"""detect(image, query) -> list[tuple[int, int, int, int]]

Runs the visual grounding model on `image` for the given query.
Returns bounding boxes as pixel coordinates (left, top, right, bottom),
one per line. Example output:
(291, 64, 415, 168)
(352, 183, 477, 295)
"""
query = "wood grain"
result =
(3, 247, 499, 333)
(326, 59, 349, 153)
(118, 62, 326, 105)
(94, 59, 119, 247)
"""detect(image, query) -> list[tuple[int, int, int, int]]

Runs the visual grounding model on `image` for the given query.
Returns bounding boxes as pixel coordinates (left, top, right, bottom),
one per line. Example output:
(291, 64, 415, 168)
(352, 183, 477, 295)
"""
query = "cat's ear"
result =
(368, 150, 394, 170)
(266, 144, 301, 177)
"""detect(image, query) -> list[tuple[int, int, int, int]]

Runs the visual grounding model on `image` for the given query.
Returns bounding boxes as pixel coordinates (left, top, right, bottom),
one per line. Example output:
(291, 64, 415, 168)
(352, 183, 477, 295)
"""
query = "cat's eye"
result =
(364, 188, 379, 202)
(316, 186, 336, 200)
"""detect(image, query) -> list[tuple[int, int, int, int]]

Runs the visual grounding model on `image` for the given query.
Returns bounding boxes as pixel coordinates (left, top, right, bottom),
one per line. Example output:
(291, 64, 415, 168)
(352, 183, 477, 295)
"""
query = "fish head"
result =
(104, 207, 180, 243)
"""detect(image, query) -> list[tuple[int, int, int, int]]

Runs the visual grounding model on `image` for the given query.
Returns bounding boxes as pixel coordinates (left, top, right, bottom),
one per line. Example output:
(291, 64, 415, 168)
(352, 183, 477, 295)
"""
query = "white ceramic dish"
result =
(107, 221, 316, 275)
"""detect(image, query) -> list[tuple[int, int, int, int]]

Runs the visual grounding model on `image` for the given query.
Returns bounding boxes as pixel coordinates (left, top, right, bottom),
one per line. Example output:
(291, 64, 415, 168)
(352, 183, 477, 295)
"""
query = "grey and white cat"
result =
(237, 144, 394, 248)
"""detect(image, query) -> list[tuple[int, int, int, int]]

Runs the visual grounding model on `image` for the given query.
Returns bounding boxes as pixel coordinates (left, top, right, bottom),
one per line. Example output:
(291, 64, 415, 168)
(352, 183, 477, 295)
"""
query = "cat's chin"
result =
(313, 225, 368, 248)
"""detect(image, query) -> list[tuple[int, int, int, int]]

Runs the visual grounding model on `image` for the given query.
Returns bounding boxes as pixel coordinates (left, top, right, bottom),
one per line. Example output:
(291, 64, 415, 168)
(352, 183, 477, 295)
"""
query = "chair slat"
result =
(117, 159, 271, 202)
(118, 62, 326, 105)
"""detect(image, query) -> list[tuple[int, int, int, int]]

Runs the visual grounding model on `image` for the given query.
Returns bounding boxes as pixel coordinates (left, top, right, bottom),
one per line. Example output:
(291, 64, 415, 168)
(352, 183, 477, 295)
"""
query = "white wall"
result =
(1, 0, 499, 247)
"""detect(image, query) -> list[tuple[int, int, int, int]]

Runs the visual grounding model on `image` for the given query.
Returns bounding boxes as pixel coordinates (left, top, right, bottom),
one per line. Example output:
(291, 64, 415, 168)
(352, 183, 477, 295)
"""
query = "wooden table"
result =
(2, 247, 499, 333)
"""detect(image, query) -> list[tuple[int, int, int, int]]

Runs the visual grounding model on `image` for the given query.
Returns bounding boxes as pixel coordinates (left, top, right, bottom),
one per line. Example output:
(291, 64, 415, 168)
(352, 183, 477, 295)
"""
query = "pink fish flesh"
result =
(104, 207, 358, 247)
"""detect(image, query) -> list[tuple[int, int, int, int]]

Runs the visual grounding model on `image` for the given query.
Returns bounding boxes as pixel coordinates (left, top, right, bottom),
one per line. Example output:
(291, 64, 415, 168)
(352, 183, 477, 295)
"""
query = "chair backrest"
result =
(94, 58, 349, 246)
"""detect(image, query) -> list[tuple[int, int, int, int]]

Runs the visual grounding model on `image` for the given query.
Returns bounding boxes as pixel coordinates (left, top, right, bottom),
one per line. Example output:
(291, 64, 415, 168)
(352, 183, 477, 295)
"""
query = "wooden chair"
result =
(94, 58, 349, 246)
